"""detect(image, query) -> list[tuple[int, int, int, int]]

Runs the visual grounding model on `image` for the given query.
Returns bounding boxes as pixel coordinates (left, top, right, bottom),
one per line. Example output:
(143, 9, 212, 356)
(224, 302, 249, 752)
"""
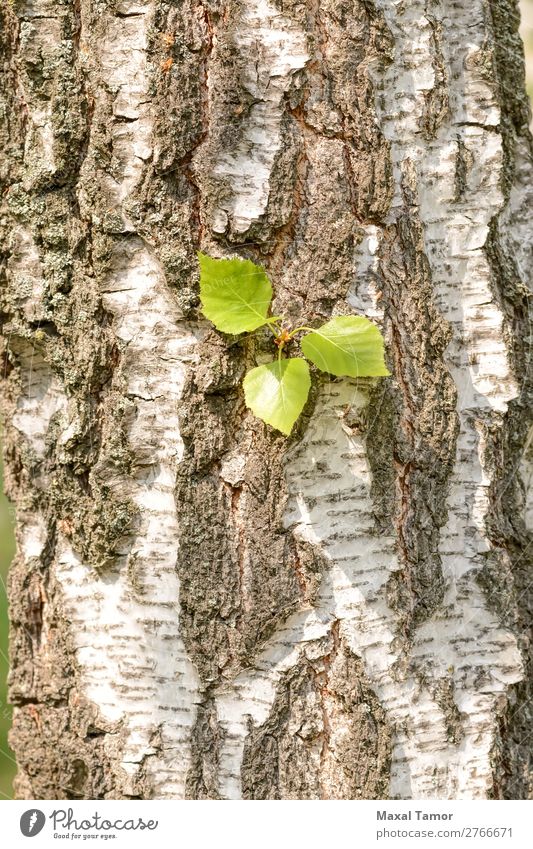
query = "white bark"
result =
(212, 0, 309, 233)
(60, 2, 202, 799)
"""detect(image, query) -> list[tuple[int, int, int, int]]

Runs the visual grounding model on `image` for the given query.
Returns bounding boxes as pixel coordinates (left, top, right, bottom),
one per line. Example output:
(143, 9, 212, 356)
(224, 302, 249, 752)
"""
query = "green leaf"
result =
(301, 315, 390, 378)
(198, 252, 275, 334)
(243, 358, 311, 435)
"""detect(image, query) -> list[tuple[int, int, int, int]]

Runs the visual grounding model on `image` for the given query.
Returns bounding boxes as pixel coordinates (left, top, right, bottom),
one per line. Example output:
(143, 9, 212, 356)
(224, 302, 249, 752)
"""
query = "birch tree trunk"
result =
(0, 0, 532, 800)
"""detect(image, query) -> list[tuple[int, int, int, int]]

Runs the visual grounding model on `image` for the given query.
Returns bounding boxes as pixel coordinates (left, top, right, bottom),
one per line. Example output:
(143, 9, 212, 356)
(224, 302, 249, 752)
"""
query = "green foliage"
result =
(301, 315, 390, 378)
(243, 359, 311, 436)
(198, 254, 389, 434)
(198, 252, 277, 334)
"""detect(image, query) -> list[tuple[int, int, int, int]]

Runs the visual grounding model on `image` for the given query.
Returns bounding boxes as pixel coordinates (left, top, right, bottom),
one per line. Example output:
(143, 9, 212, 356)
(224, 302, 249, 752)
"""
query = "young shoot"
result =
(198, 252, 389, 435)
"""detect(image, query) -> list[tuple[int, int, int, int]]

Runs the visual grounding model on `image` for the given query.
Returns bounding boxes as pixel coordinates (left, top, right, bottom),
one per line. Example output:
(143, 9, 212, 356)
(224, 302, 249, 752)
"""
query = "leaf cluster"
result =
(198, 253, 389, 435)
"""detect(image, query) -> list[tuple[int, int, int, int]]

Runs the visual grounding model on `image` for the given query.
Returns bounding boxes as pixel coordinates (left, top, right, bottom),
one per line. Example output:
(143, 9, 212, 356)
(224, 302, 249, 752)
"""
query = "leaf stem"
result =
(265, 317, 283, 337)
(287, 325, 314, 340)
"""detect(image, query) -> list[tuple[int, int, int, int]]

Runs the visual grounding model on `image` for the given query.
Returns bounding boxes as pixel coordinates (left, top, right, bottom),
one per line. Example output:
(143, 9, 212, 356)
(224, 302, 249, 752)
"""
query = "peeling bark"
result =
(0, 0, 531, 799)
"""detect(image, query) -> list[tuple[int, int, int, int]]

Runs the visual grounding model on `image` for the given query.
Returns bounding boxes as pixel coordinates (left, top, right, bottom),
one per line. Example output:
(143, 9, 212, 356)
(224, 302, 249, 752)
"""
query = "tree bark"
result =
(0, 0, 532, 800)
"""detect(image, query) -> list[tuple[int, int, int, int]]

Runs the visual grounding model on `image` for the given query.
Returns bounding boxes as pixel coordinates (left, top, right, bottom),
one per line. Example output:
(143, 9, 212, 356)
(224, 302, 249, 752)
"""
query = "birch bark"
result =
(0, 0, 532, 799)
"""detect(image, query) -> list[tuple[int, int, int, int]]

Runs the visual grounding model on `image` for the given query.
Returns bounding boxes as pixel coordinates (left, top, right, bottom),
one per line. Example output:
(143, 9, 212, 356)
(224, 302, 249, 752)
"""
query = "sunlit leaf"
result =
(243, 358, 311, 435)
(198, 252, 275, 334)
(301, 315, 389, 378)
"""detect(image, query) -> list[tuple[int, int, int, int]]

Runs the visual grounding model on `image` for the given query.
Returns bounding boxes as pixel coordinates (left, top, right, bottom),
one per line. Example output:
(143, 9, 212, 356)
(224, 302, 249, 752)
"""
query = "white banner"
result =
(1, 799, 531, 849)
(0, 801, 533, 849)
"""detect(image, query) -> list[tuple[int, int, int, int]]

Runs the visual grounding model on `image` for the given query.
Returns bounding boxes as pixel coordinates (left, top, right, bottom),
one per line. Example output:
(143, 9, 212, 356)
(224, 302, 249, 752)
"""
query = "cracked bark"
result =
(0, 0, 531, 799)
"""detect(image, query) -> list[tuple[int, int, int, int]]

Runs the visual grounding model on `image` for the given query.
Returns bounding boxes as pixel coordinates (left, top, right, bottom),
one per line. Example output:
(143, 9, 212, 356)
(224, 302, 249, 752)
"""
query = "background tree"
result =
(0, 0, 532, 799)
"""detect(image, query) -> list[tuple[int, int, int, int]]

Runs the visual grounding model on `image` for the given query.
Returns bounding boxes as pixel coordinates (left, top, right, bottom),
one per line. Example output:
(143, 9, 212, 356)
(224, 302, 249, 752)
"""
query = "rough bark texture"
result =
(0, 0, 531, 800)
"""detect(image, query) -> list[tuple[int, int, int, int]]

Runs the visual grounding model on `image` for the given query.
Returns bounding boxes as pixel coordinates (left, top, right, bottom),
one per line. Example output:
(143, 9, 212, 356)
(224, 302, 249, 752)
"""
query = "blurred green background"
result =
(0, 0, 532, 802)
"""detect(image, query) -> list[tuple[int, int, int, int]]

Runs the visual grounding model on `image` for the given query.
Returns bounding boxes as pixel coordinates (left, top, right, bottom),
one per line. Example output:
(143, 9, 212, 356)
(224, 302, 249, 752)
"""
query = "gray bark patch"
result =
(241, 633, 392, 799)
